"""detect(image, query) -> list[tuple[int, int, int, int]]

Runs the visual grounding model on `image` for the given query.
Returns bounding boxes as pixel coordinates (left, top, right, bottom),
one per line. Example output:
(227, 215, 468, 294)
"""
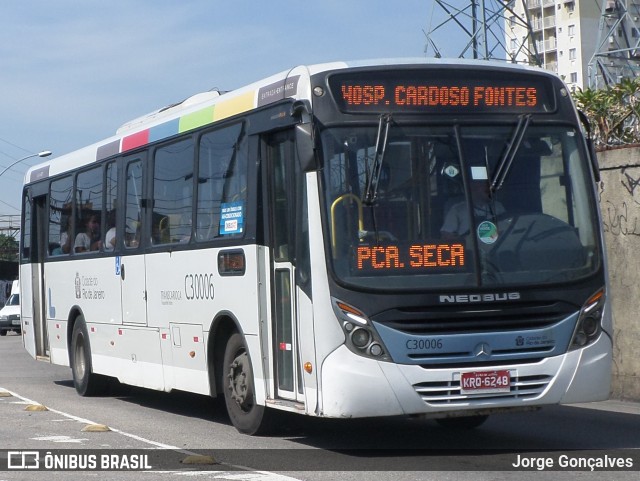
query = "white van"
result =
(0, 281, 20, 336)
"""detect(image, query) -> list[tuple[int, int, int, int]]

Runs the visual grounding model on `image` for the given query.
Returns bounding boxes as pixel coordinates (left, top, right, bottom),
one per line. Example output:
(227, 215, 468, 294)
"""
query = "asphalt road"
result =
(1, 332, 639, 481)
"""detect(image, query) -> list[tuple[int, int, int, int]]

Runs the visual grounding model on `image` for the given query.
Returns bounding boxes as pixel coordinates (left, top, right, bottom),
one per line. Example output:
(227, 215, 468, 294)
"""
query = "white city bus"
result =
(21, 59, 612, 434)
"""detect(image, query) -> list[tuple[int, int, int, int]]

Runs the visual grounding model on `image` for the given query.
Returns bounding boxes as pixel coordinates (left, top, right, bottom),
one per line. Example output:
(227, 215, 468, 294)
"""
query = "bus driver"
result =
(440, 179, 504, 239)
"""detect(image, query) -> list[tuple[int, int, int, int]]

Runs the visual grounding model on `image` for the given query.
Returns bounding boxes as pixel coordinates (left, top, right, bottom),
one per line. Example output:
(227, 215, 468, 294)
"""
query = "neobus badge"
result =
(439, 292, 521, 303)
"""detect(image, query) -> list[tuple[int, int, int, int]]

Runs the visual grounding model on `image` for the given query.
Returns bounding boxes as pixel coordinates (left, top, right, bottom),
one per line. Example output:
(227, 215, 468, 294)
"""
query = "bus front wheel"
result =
(222, 332, 271, 435)
(70, 316, 107, 396)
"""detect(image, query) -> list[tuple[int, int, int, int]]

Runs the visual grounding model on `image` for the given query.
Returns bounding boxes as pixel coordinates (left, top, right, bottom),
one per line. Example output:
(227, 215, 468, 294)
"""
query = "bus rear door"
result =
(120, 156, 148, 325)
(21, 190, 49, 359)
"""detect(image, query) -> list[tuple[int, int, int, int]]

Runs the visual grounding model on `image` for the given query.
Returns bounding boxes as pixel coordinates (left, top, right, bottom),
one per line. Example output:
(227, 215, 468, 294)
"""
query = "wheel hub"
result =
(227, 353, 250, 408)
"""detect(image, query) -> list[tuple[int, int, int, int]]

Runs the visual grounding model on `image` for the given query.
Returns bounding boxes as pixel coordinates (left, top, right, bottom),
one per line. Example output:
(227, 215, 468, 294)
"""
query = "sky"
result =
(0, 0, 469, 219)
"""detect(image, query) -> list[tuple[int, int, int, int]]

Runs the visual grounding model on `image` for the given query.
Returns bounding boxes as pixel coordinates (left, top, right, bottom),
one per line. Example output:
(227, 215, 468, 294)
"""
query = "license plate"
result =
(460, 370, 511, 394)
(11, 320, 20, 326)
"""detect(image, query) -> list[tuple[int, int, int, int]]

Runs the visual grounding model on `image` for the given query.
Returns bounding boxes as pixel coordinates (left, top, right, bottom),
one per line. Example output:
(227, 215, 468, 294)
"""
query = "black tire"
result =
(70, 316, 108, 396)
(222, 332, 271, 435)
(435, 415, 489, 429)
(0, 330, 6, 336)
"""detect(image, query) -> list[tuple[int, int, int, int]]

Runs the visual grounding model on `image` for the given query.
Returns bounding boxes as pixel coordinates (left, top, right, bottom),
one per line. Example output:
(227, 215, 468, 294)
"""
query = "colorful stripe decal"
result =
(96, 74, 300, 161)
(179, 106, 215, 133)
(150, 118, 180, 142)
(96, 139, 120, 160)
(213, 91, 255, 122)
(121, 129, 149, 152)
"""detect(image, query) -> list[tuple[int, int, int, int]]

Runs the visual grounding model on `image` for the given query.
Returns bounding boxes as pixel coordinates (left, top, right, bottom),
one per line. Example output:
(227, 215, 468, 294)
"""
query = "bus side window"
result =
(124, 160, 143, 249)
(103, 162, 117, 251)
(197, 123, 246, 242)
(152, 138, 194, 245)
(74, 166, 103, 253)
(22, 193, 32, 260)
(48, 176, 73, 256)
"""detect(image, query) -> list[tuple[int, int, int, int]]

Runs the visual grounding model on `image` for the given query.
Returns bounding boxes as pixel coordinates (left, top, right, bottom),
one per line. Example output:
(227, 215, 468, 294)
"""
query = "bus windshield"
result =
(321, 124, 600, 290)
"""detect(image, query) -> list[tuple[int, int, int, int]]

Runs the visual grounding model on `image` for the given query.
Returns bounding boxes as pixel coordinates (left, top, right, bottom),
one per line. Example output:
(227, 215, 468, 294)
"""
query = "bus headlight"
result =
(569, 288, 605, 351)
(331, 298, 391, 361)
(351, 328, 371, 348)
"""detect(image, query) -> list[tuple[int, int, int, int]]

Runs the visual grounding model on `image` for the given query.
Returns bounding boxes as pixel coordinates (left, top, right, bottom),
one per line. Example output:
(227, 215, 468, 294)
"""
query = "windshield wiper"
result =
(363, 114, 392, 205)
(490, 114, 531, 193)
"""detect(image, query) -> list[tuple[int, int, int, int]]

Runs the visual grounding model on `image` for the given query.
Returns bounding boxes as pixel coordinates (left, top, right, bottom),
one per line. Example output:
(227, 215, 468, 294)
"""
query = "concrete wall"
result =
(598, 146, 640, 401)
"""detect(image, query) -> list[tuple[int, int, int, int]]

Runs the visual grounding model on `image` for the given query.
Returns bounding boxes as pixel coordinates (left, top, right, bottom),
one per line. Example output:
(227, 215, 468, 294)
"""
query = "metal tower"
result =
(589, 0, 640, 88)
(424, 0, 540, 66)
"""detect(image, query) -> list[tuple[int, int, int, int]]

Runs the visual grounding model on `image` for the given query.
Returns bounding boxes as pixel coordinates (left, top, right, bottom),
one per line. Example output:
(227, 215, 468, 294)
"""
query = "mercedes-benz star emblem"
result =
(474, 342, 491, 357)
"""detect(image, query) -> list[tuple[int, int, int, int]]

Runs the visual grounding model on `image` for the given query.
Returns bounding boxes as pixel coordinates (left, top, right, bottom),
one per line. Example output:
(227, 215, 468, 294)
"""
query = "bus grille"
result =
(373, 301, 574, 335)
(412, 374, 552, 405)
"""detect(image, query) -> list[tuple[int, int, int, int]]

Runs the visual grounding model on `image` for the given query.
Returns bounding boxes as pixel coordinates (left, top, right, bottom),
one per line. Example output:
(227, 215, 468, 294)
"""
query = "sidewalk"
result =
(570, 399, 640, 415)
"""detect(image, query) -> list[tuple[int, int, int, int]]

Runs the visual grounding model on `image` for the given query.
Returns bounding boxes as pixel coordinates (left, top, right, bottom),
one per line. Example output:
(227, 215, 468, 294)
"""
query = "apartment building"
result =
(506, 0, 600, 90)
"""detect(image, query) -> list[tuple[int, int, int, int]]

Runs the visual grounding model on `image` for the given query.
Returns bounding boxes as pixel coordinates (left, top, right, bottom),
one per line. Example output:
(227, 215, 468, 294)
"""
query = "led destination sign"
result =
(329, 70, 555, 114)
(356, 242, 465, 273)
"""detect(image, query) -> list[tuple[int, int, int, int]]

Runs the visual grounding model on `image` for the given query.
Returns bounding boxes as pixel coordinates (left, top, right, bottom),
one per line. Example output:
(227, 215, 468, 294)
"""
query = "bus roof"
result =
(24, 58, 559, 185)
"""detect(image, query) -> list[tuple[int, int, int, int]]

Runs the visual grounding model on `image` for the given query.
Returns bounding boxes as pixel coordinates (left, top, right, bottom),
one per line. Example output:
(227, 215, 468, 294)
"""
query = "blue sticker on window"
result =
(220, 202, 244, 235)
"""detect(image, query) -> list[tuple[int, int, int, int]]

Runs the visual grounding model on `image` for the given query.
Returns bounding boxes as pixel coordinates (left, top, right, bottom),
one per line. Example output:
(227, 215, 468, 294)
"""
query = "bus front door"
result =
(266, 132, 304, 403)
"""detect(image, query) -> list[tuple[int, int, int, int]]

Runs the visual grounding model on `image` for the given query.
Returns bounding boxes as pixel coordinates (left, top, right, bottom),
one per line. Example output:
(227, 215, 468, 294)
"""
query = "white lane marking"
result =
(149, 473, 299, 480)
(32, 435, 89, 443)
(1, 387, 180, 449)
(1, 387, 302, 481)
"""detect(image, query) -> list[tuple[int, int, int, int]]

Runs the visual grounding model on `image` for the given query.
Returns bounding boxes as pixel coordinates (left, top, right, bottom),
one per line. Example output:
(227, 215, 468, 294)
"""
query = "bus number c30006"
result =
(184, 273, 215, 300)
(406, 338, 443, 350)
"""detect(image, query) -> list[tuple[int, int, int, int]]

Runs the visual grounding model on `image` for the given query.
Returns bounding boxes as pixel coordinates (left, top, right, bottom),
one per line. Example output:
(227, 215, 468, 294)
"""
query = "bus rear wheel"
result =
(70, 316, 108, 396)
(222, 332, 271, 435)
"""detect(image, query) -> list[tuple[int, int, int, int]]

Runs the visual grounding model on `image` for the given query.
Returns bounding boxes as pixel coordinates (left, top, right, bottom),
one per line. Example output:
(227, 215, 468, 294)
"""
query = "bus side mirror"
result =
(291, 99, 316, 172)
(578, 110, 600, 182)
(295, 123, 317, 172)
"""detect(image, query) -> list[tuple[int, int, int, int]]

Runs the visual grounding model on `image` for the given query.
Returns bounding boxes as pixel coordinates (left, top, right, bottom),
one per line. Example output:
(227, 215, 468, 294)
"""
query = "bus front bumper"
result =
(319, 333, 612, 419)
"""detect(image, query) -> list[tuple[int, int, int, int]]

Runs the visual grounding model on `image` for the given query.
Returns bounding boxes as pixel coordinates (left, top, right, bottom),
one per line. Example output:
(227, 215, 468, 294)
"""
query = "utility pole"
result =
(424, 0, 540, 66)
(589, 0, 640, 88)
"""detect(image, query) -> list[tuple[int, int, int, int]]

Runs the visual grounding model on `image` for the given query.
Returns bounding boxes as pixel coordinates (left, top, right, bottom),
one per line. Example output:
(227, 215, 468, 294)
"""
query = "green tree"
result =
(573, 78, 640, 147)
(0, 234, 19, 262)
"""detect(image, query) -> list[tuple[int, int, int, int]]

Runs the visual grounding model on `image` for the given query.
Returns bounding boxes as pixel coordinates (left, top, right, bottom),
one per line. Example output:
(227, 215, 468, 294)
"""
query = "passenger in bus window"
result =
(104, 211, 116, 251)
(59, 217, 72, 254)
(105, 227, 116, 250)
(75, 214, 102, 253)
